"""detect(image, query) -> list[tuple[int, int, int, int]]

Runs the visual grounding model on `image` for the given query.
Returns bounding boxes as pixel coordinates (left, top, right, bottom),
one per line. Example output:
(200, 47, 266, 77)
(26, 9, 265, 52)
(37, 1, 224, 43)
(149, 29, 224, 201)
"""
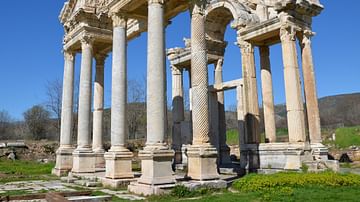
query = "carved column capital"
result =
(237, 40, 254, 54)
(80, 34, 94, 49)
(215, 57, 224, 71)
(111, 13, 127, 28)
(95, 53, 108, 67)
(148, 0, 166, 5)
(190, 0, 206, 15)
(171, 66, 182, 75)
(63, 50, 75, 61)
(280, 25, 298, 42)
(301, 29, 316, 47)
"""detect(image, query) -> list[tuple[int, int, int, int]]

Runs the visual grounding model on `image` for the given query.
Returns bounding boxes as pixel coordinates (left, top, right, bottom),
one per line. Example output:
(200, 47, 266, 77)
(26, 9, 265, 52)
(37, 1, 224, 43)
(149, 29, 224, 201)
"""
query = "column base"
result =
(104, 150, 134, 179)
(52, 146, 75, 176)
(187, 145, 220, 181)
(174, 149, 182, 165)
(219, 145, 232, 165)
(311, 143, 329, 160)
(72, 148, 95, 174)
(137, 147, 175, 185)
(94, 149, 105, 170)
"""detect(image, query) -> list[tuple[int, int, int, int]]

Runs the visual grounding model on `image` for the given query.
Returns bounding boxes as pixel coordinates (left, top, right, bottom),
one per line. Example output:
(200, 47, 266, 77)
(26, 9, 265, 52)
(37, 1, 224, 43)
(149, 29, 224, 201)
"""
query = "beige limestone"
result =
(93, 54, 106, 169)
(259, 46, 276, 143)
(280, 25, 306, 143)
(72, 35, 95, 174)
(53, 51, 75, 176)
(300, 30, 322, 144)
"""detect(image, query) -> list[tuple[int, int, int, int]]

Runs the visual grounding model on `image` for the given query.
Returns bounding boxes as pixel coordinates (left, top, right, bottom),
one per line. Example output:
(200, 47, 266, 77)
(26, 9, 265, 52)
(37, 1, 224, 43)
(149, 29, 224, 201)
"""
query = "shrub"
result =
(232, 172, 360, 193)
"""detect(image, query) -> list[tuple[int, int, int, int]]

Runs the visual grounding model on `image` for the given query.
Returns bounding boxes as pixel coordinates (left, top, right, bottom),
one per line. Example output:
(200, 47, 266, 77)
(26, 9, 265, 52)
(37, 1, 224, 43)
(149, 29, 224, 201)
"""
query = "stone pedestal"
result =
(52, 146, 74, 176)
(94, 149, 105, 170)
(72, 149, 95, 174)
(137, 148, 176, 185)
(187, 145, 220, 180)
(104, 150, 134, 179)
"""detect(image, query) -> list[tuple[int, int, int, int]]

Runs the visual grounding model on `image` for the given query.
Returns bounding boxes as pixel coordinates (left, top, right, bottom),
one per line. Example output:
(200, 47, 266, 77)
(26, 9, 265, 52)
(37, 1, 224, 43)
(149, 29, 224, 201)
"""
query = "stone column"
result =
(215, 58, 231, 165)
(171, 66, 184, 165)
(300, 30, 322, 144)
(92, 54, 106, 170)
(238, 40, 260, 172)
(52, 50, 75, 176)
(237, 83, 247, 170)
(259, 46, 276, 143)
(137, 0, 175, 186)
(280, 25, 306, 143)
(104, 14, 133, 180)
(72, 35, 95, 174)
(187, 0, 219, 181)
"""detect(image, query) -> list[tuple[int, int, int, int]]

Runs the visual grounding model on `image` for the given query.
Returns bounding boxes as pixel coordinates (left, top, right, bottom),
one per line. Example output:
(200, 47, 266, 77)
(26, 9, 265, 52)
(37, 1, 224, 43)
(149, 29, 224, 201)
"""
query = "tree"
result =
(45, 79, 62, 133)
(23, 105, 51, 140)
(0, 110, 12, 140)
(127, 79, 146, 139)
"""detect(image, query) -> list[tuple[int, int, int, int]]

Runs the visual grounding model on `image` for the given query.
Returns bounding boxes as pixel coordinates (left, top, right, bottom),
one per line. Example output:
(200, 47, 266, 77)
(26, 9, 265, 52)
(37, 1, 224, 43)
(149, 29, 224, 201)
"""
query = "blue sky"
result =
(0, 1, 359, 120)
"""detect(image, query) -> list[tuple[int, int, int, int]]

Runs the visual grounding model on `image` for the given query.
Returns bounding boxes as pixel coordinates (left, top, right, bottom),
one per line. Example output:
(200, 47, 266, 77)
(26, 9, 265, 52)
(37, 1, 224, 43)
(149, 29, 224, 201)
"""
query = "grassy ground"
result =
(0, 159, 57, 183)
(226, 128, 289, 145)
(333, 126, 360, 148)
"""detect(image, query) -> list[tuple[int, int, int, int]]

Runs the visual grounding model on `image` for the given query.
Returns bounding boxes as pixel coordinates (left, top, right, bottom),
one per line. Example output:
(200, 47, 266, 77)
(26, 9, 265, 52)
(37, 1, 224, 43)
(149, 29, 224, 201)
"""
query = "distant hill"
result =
(266, 93, 360, 129)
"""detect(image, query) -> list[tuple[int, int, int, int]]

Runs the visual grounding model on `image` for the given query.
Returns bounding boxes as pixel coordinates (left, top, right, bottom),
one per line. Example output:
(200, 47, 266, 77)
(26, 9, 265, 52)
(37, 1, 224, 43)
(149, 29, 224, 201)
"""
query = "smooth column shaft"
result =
(259, 46, 276, 143)
(93, 56, 105, 151)
(77, 41, 93, 149)
(301, 32, 322, 143)
(280, 26, 306, 142)
(147, 2, 166, 145)
(60, 52, 75, 147)
(111, 24, 127, 149)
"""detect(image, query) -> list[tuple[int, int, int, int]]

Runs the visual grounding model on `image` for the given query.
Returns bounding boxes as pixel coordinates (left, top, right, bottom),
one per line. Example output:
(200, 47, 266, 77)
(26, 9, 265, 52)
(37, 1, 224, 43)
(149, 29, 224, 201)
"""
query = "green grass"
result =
(333, 126, 360, 148)
(0, 159, 57, 183)
(226, 129, 239, 145)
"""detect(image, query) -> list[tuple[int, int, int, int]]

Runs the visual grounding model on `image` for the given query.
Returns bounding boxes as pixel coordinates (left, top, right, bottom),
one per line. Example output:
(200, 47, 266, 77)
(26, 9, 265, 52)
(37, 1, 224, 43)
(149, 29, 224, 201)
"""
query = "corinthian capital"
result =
(301, 29, 315, 46)
(63, 50, 75, 61)
(148, 0, 166, 5)
(190, 0, 206, 15)
(280, 24, 297, 42)
(80, 34, 94, 48)
(237, 40, 254, 54)
(111, 13, 127, 28)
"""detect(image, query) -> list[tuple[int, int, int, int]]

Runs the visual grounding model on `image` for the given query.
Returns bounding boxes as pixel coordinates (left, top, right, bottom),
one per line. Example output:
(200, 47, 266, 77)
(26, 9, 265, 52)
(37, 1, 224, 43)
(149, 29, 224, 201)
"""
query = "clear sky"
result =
(0, 1, 359, 120)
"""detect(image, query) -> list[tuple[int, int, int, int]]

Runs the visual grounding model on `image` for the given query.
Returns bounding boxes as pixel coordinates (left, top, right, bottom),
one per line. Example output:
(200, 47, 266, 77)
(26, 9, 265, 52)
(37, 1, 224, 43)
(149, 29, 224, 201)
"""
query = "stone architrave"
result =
(171, 66, 184, 165)
(52, 50, 75, 176)
(259, 46, 276, 143)
(92, 54, 107, 170)
(136, 0, 175, 187)
(300, 30, 322, 144)
(187, 0, 220, 181)
(214, 58, 231, 165)
(104, 13, 134, 180)
(280, 24, 306, 143)
(72, 35, 95, 174)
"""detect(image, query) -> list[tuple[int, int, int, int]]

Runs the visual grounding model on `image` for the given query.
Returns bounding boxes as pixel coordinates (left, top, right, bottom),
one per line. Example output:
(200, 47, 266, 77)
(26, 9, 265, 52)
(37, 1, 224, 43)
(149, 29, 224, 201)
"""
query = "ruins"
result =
(53, 0, 338, 195)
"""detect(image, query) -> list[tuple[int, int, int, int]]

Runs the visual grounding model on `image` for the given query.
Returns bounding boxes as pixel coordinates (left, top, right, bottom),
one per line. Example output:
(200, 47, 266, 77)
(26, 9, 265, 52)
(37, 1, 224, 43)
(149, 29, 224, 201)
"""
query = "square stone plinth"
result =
(101, 177, 137, 189)
(52, 147, 74, 176)
(104, 151, 134, 179)
(94, 150, 105, 170)
(72, 149, 95, 174)
(128, 181, 175, 196)
(137, 148, 176, 185)
(187, 145, 220, 181)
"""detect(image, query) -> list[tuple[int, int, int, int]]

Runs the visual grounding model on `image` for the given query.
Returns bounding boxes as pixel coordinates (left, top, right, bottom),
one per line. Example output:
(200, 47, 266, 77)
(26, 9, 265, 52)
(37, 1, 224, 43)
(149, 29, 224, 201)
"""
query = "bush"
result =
(233, 172, 360, 193)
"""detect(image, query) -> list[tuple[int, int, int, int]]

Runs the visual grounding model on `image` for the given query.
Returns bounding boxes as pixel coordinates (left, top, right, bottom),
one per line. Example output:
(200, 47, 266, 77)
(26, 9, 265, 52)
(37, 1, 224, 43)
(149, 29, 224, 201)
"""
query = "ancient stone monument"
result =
(53, 0, 338, 195)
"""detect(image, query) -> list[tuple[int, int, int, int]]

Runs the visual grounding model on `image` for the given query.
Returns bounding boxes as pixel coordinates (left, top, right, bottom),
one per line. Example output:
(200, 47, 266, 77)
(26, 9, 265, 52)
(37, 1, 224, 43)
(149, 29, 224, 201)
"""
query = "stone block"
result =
(52, 147, 74, 176)
(187, 145, 220, 180)
(72, 149, 95, 174)
(128, 182, 175, 196)
(101, 177, 137, 189)
(181, 179, 227, 191)
(94, 150, 105, 170)
(104, 151, 134, 179)
(137, 148, 176, 185)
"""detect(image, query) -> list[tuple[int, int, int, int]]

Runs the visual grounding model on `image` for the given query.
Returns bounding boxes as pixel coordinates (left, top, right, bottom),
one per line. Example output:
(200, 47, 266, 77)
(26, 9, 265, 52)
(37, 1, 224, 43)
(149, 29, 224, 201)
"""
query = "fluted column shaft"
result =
(191, 2, 210, 145)
(77, 37, 93, 150)
(111, 15, 128, 151)
(92, 54, 106, 152)
(60, 51, 75, 148)
(239, 40, 260, 144)
(300, 31, 322, 143)
(146, 0, 167, 146)
(280, 25, 306, 142)
(259, 46, 276, 143)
